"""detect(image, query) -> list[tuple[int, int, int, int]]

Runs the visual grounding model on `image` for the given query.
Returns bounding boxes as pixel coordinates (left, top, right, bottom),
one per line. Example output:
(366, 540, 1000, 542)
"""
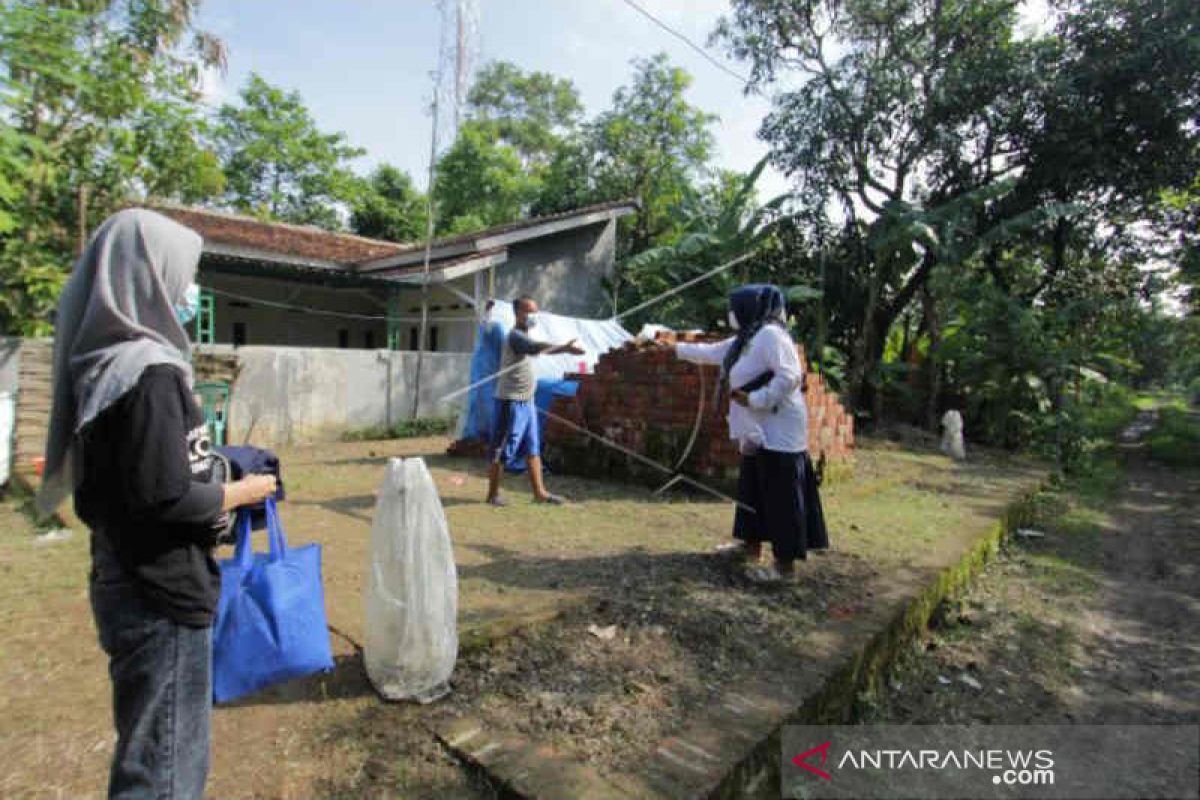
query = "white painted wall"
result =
(0, 337, 20, 394)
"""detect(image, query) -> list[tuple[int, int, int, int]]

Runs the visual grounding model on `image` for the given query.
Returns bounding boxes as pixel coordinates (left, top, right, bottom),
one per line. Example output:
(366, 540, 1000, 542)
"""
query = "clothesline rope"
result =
(202, 286, 473, 324)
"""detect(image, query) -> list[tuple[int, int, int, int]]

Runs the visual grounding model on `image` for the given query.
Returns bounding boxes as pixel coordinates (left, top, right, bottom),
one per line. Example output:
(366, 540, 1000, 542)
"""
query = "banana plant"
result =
(619, 157, 797, 329)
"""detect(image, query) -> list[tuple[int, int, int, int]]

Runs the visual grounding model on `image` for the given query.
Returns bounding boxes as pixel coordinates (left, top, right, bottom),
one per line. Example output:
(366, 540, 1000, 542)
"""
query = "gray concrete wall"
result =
(492, 220, 615, 318)
(197, 344, 472, 447)
(0, 337, 20, 394)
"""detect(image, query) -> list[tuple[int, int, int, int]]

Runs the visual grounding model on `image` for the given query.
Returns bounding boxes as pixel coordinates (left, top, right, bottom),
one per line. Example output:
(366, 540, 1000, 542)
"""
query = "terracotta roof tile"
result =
(151, 205, 408, 264)
(148, 198, 637, 269)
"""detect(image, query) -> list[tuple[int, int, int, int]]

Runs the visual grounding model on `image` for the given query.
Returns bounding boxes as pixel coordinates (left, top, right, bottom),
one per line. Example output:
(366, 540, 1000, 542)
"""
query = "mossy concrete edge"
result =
(705, 485, 1042, 799)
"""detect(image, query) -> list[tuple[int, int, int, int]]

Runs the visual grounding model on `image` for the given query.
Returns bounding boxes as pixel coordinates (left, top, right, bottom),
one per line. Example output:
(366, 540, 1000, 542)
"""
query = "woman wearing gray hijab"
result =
(38, 209, 277, 799)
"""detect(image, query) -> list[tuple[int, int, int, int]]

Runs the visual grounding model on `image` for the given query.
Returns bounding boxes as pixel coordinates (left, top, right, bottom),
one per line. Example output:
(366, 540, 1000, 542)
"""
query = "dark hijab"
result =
(718, 284, 787, 401)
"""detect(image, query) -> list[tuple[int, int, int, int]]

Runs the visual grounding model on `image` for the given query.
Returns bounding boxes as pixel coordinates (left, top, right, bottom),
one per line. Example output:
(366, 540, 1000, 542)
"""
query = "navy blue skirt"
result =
(733, 450, 829, 561)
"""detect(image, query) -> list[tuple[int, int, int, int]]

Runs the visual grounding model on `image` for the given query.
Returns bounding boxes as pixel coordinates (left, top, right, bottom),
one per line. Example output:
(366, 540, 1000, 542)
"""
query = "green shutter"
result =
(387, 293, 402, 350)
(194, 288, 215, 344)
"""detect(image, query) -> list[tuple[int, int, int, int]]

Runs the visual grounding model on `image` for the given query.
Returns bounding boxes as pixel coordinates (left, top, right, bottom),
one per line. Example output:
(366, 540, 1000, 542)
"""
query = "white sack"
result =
(0, 392, 11, 487)
(364, 457, 458, 703)
(941, 409, 967, 461)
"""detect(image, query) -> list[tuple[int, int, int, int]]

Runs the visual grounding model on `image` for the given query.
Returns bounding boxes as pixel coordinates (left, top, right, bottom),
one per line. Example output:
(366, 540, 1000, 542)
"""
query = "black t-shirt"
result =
(76, 364, 226, 626)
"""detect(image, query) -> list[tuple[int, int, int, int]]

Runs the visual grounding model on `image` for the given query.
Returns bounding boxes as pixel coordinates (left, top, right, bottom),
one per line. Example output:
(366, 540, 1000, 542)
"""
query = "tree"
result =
(621, 158, 791, 329)
(0, 0, 225, 335)
(432, 122, 534, 235)
(536, 54, 717, 257)
(717, 0, 1200, 419)
(717, 0, 1045, 410)
(1158, 173, 1200, 316)
(350, 164, 427, 243)
(467, 61, 582, 170)
(214, 73, 364, 229)
(423, 62, 583, 235)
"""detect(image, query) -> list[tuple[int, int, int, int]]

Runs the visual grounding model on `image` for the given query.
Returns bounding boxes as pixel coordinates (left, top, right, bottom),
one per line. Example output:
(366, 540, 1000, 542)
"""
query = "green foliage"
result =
(1159, 174, 1200, 315)
(433, 122, 535, 235)
(713, 0, 1199, 439)
(432, 54, 716, 253)
(0, 0, 225, 334)
(350, 164, 427, 243)
(1017, 0, 1200, 217)
(341, 415, 457, 441)
(1146, 407, 1200, 469)
(429, 60, 583, 235)
(619, 157, 790, 328)
(214, 73, 364, 229)
(467, 61, 582, 169)
(535, 54, 716, 255)
(1188, 378, 1200, 408)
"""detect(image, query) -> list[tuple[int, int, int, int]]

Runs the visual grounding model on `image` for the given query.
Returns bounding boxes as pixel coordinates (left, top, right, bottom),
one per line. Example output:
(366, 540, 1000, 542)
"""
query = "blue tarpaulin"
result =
(458, 320, 508, 442)
(456, 301, 631, 453)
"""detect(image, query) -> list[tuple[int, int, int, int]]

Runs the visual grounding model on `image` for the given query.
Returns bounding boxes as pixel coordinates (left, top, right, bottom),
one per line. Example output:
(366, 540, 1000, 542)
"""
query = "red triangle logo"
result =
(792, 741, 833, 780)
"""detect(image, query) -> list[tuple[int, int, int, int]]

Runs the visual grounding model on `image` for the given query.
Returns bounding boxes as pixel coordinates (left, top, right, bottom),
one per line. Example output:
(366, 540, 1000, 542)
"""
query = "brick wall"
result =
(6, 343, 241, 478)
(13, 339, 52, 476)
(543, 332, 853, 489)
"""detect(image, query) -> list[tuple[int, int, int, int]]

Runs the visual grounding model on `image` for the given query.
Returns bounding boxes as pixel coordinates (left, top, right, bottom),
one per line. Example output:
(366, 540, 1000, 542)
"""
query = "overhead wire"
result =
(195, 3, 764, 536)
(202, 286, 472, 324)
(618, 0, 751, 87)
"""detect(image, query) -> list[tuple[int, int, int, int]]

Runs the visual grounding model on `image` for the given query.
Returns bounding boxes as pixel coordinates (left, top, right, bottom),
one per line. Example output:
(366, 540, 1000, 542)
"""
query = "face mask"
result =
(175, 282, 200, 326)
(525, 313, 538, 330)
(727, 310, 740, 331)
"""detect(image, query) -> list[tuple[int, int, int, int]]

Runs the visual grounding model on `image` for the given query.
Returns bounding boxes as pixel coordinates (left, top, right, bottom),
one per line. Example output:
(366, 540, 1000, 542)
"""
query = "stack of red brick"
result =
(543, 331, 854, 486)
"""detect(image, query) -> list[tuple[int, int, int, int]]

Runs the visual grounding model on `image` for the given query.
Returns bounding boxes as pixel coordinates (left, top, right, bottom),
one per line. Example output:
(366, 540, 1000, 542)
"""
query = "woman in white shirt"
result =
(671, 284, 828, 583)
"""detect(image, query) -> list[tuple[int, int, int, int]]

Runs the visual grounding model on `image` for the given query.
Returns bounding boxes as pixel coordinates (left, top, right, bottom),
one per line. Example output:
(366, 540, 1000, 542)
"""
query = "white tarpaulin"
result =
(455, 303, 632, 441)
(488, 301, 631, 382)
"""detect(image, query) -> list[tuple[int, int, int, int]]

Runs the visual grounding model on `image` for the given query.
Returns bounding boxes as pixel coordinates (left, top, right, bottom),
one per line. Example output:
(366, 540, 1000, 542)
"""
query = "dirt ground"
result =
(864, 412, 1200, 728)
(0, 436, 1042, 798)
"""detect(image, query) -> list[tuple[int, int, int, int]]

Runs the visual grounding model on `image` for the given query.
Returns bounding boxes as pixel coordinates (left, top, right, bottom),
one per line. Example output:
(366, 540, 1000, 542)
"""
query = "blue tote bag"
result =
(213, 499, 334, 703)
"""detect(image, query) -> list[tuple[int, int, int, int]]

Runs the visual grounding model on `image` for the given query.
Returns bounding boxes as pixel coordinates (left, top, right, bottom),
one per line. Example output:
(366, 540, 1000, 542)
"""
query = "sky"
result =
(195, 0, 790, 198)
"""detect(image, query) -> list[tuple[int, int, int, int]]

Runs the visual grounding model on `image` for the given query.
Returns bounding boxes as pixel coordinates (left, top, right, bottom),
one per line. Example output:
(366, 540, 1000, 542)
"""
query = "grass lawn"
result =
(0, 436, 1044, 798)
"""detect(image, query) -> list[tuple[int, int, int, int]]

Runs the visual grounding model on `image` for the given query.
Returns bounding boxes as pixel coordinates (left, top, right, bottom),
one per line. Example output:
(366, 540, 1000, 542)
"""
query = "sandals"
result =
(715, 542, 760, 563)
(489, 494, 569, 507)
(745, 564, 797, 585)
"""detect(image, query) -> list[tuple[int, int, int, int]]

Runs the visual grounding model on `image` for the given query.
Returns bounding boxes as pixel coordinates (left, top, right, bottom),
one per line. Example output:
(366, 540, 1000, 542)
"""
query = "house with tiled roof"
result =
(152, 200, 638, 352)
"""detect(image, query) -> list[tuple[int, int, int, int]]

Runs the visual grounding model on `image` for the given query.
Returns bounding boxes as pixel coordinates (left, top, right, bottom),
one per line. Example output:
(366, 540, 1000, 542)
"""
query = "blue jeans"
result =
(90, 542, 212, 800)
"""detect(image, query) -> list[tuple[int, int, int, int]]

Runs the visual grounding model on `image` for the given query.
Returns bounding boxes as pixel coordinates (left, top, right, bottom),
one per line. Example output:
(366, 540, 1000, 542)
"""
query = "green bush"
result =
(1188, 377, 1200, 408)
(341, 416, 458, 442)
(1147, 408, 1200, 469)
(1077, 383, 1139, 441)
(1035, 381, 1139, 475)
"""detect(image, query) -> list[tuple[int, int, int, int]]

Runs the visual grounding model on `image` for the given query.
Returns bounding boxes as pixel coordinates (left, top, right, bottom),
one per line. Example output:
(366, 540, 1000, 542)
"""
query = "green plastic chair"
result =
(195, 382, 230, 447)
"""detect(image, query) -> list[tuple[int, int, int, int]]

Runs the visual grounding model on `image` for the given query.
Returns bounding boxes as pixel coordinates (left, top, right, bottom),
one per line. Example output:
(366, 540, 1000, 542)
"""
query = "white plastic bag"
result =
(364, 457, 458, 703)
(0, 392, 12, 487)
(941, 409, 967, 461)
